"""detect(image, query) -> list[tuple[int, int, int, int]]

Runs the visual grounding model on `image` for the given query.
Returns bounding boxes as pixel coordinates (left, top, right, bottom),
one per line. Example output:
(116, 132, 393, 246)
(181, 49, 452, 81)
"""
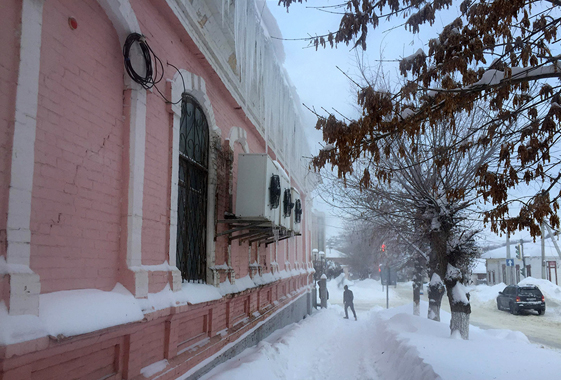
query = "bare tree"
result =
(317, 109, 494, 338)
(337, 220, 383, 279)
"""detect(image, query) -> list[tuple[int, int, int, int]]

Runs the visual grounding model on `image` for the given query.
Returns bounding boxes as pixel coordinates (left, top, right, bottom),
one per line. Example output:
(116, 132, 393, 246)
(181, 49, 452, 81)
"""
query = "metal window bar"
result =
(176, 95, 209, 283)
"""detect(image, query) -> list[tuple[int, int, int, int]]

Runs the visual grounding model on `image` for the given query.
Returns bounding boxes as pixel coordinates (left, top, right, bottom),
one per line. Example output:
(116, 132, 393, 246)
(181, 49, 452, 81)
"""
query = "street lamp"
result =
(318, 250, 328, 308)
(312, 249, 318, 262)
(319, 250, 325, 277)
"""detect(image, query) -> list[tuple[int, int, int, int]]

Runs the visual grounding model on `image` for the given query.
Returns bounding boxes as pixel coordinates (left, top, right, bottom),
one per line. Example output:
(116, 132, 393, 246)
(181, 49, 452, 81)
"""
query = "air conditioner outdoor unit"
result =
(276, 162, 292, 229)
(290, 187, 302, 234)
(235, 154, 280, 223)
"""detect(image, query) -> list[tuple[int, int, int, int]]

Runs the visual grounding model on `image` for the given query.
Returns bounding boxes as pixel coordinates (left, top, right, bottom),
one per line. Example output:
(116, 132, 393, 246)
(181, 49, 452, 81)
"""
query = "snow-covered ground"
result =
(196, 276, 561, 380)
(327, 275, 410, 310)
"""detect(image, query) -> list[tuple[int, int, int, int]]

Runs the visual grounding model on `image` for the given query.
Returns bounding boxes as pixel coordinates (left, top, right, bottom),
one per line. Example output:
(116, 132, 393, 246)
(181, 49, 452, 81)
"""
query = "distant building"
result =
(483, 240, 561, 285)
(312, 210, 326, 254)
(326, 248, 350, 279)
(326, 248, 349, 266)
(469, 258, 488, 285)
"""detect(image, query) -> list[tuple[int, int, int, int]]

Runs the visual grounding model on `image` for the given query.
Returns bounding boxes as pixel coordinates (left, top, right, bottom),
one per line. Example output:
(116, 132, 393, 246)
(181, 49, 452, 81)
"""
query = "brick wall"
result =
(29, 0, 124, 293)
(30, 338, 122, 380)
(184, 290, 310, 380)
(142, 93, 172, 266)
(139, 323, 166, 369)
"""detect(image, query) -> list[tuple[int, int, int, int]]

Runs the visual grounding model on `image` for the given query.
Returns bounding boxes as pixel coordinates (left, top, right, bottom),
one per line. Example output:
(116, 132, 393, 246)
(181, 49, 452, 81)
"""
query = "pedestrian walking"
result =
(343, 285, 357, 320)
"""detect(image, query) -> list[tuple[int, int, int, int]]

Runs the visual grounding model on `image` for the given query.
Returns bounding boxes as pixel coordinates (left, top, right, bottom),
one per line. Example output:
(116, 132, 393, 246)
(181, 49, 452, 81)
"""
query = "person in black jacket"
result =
(343, 285, 357, 320)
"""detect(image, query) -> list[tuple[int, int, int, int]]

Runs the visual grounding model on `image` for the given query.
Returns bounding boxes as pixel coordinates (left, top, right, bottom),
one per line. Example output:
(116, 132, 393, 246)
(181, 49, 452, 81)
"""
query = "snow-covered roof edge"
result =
(167, 0, 313, 192)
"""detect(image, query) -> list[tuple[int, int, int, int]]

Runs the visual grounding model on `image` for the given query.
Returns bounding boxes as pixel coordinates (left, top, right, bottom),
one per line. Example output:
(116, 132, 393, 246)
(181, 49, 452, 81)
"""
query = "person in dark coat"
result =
(343, 285, 357, 320)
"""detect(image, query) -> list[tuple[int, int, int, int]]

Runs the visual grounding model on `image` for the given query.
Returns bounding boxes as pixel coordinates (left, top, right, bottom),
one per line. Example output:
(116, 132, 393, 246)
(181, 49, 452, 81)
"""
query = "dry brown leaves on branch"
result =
(281, 0, 561, 236)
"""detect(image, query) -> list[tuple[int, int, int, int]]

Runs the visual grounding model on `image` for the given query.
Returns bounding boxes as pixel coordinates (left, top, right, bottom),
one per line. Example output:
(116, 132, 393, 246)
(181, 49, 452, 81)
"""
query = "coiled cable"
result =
(123, 33, 164, 91)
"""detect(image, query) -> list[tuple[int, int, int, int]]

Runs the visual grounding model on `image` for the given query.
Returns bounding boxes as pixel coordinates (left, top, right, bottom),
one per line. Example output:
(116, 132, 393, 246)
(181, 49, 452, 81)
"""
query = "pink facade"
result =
(0, 0, 315, 379)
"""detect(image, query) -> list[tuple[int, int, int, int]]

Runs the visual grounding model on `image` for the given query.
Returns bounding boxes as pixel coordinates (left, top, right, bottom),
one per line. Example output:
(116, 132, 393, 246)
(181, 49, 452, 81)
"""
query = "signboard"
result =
(506, 259, 514, 267)
(381, 266, 397, 286)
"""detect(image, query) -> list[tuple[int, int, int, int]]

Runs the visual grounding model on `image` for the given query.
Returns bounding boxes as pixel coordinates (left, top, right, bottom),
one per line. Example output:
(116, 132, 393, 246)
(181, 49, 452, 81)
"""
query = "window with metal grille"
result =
(176, 95, 209, 283)
(294, 199, 302, 223)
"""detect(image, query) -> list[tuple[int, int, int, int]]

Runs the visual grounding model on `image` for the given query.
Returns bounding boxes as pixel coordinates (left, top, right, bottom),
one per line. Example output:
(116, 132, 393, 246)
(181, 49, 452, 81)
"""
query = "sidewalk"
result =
(197, 306, 380, 380)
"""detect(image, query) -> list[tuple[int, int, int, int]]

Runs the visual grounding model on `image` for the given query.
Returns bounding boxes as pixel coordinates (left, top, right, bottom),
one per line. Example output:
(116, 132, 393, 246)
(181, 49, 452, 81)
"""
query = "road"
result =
(463, 304, 561, 349)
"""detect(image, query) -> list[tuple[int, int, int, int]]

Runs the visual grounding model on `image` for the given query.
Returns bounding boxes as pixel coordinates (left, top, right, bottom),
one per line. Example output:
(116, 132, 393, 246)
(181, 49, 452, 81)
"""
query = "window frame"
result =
(168, 70, 220, 286)
(176, 95, 210, 283)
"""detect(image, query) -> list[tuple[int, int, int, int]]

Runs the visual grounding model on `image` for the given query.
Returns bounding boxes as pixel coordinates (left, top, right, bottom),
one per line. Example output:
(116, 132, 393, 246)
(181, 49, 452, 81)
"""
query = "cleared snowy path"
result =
(199, 307, 380, 380)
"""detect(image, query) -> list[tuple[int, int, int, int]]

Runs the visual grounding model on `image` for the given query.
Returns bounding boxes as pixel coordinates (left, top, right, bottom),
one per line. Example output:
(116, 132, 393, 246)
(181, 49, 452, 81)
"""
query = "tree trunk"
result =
(427, 273, 445, 321)
(413, 282, 421, 316)
(445, 264, 471, 339)
(413, 256, 425, 316)
(427, 227, 449, 321)
(448, 299, 470, 340)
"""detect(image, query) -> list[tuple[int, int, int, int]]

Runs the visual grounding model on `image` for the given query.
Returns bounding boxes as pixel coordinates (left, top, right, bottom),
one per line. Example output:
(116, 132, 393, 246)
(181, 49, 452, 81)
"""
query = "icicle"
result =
(231, 0, 312, 186)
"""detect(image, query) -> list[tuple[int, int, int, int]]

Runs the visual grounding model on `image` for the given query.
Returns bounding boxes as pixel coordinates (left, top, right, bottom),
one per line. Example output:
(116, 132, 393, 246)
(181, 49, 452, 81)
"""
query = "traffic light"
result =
(515, 244, 521, 259)
(381, 244, 386, 252)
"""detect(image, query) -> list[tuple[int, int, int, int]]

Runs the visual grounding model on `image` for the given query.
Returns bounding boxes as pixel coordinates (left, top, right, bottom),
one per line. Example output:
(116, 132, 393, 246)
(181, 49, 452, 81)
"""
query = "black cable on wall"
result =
(123, 33, 163, 90)
(123, 33, 185, 104)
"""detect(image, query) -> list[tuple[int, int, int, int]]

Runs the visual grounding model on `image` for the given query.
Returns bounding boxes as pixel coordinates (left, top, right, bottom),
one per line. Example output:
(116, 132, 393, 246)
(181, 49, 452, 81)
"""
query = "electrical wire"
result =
(123, 33, 184, 104)
(123, 33, 163, 90)
(167, 62, 187, 97)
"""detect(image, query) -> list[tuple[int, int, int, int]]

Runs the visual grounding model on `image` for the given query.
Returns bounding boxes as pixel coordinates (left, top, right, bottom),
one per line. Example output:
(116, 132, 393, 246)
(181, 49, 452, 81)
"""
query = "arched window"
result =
(177, 95, 209, 282)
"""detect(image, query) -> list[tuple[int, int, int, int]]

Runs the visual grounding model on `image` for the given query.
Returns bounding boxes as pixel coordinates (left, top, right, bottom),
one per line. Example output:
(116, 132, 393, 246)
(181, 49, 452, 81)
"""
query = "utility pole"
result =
(386, 266, 390, 309)
(541, 221, 546, 279)
(506, 234, 512, 284)
(544, 223, 561, 259)
(520, 239, 527, 278)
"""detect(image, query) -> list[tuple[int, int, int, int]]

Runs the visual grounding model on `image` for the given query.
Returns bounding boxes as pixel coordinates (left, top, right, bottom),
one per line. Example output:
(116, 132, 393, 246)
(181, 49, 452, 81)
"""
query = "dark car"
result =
(497, 284, 546, 315)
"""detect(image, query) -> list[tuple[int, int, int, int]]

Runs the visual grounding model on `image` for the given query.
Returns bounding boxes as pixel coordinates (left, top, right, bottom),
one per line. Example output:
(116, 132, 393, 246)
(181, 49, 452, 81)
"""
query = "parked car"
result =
(496, 284, 546, 315)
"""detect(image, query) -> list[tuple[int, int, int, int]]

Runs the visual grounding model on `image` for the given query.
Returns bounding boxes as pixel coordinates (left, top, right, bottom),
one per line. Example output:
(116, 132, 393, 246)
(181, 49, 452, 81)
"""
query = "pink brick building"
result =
(0, 1, 315, 379)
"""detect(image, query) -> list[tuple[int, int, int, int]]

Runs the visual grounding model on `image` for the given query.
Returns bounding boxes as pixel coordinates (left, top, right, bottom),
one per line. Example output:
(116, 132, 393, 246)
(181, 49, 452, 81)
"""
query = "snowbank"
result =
(374, 302, 561, 380)
(519, 277, 561, 310)
(0, 284, 144, 345)
(199, 277, 561, 380)
(468, 282, 506, 309)
(1, 267, 309, 345)
(373, 310, 440, 380)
